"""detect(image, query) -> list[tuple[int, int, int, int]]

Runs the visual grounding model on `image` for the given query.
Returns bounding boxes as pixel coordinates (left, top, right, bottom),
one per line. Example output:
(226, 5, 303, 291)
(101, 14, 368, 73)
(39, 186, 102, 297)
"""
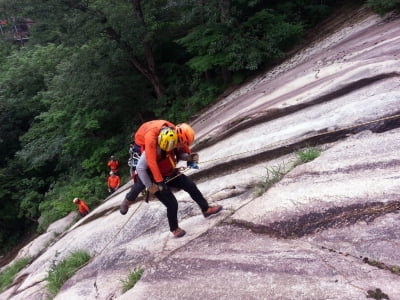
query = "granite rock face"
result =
(2, 7, 400, 300)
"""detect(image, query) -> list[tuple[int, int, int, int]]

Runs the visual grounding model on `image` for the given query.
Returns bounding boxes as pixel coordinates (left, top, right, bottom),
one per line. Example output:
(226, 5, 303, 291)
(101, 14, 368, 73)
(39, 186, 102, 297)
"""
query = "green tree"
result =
(0, 44, 70, 253)
(367, 0, 400, 15)
(25, 0, 166, 99)
(177, 4, 304, 79)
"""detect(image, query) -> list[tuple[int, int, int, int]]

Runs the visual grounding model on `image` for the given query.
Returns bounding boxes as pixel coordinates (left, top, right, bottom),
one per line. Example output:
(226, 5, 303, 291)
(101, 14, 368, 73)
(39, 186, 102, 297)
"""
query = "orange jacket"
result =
(76, 199, 89, 214)
(107, 160, 119, 171)
(108, 174, 121, 189)
(134, 120, 175, 183)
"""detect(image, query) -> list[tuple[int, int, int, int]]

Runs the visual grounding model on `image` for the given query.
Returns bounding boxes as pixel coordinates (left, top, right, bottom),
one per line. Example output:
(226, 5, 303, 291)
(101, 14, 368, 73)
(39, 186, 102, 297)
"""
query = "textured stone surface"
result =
(2, 7, 400, 300)
(122, 226, 400, 300)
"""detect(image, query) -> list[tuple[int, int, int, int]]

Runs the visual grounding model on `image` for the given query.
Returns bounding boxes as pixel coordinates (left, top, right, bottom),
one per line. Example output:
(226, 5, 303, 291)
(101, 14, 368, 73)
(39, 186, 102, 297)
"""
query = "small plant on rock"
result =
(46, 250, 91, 297)
(0, 257, 30, 292)
(390, 265, 400, 274)
(255, 163, 287, 196)
(294, 146, 321, 166)
(120, 267, 144, 293)
(254, 146, 323, 196)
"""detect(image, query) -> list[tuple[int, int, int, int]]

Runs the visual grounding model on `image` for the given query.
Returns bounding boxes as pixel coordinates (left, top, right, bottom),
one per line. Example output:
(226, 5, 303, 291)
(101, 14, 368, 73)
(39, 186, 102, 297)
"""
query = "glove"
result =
(187, 161, 199, 169)
(157, 181, 169, 192)
(187, 153, 199, 164)
(148, 182, 169, 194)
(148, 183, 159, 194)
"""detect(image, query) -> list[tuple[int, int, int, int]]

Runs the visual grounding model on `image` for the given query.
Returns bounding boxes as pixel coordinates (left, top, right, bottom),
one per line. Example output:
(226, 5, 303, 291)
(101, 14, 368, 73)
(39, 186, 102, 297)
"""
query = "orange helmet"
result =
(176, 123, 195, 146)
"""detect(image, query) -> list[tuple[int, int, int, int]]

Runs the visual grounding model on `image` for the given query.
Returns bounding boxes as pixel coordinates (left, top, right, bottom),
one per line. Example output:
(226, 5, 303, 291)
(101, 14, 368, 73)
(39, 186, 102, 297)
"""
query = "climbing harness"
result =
(98, 166, 194, 254)
(128, 152, 141, 177)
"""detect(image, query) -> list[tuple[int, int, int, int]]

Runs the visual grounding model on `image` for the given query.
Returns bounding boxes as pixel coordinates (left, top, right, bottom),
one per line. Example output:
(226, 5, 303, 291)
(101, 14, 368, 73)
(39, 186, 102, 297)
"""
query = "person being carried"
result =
(120, 122, 199, 214)
(120, 120, 176, 213)
(135, 126, 222, 238)
(73, 197, 90, 217)
(108, 171, 121, 193)
(134, 120, 176, 183)
(107, 155, 119, 174)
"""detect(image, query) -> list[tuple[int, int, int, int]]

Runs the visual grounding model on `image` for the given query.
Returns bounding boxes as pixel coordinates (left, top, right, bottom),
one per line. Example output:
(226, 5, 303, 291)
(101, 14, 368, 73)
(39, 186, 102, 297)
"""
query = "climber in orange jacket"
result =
(73, 198, 90, 217)
(108, 171, 121, 193)
(135, 126, 222, 238)
(120, 122, 197, 215)
(107, 155, 119, 174)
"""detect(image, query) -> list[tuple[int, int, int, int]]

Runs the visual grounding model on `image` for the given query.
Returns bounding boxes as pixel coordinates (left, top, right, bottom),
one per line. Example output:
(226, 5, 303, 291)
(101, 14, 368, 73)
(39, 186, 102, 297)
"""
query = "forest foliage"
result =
(0, 0, 389, 255)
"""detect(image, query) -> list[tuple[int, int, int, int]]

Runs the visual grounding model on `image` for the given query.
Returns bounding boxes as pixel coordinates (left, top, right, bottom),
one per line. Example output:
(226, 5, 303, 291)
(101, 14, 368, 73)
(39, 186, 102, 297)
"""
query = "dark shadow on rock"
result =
(229, 201, 400, 238)
(191, 112, 400, 183)
(193, 73, 400, 152)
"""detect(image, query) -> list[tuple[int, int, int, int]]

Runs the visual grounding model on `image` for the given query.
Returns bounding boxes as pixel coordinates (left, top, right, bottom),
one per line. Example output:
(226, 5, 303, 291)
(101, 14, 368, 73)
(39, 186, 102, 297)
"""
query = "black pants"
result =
(157, 174, 209, 232)
(126, 178, 146, 202)
(108, 187, 117, 194)
(166, 174, 209, 212)
(127, 174, 209, 232)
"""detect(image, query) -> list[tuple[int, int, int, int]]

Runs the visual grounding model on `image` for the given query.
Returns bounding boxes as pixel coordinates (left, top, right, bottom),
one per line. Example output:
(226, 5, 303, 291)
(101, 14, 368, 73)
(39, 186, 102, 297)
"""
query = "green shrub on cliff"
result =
(367, 0, 400, 15)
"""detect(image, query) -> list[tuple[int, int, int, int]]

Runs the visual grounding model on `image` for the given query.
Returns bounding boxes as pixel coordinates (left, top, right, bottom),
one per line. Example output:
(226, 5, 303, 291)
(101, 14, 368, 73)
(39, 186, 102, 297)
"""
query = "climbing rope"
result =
(91, 167, 193, 260)
(95, 200, 144, 257)
(65, 200, 145, 277)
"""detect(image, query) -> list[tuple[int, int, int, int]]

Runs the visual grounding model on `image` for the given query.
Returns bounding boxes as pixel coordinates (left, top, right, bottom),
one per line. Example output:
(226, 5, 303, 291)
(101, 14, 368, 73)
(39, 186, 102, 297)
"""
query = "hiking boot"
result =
(119, 199, 131, 215)
(172, 227, 186, 238)
(203, 205, 223, 218)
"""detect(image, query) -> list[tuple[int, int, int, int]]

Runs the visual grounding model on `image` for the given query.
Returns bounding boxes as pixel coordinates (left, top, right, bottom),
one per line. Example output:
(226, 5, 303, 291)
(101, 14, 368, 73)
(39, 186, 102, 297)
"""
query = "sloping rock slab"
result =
(118, 129, 400, 299)
(120, 225, 399, 300)
(231, 128, 400, 231)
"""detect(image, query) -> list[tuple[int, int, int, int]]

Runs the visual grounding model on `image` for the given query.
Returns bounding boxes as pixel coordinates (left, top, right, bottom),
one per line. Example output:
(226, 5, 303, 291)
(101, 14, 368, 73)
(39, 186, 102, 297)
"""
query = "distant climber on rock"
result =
(107, 155, 119, 174)
(107, 171, 121, 194)
(120, 121, 222, 238)
(73, 197, 90, 217)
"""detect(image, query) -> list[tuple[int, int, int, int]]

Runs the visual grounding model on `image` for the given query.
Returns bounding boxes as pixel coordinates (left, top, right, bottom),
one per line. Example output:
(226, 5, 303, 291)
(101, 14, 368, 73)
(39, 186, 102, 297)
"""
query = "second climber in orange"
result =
(107, 171, 121, 194)
(72, 197, 90, 217)
(107, 155, 119, 174)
